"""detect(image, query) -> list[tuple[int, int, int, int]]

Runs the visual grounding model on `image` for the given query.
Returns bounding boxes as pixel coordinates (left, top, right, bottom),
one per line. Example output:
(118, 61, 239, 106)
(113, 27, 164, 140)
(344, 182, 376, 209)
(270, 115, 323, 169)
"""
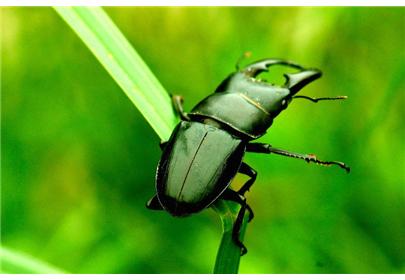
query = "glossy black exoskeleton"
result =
(147, 58, 350, 255)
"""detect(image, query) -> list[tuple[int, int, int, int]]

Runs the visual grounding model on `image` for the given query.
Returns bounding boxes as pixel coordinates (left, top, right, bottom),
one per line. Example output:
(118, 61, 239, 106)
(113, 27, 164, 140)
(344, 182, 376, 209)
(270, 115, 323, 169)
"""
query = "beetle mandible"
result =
(146, 57, 350, 255)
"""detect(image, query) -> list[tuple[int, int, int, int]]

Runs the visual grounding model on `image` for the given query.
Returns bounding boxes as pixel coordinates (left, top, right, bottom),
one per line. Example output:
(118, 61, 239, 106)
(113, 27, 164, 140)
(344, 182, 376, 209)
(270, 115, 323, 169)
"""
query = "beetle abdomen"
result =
(156, 121, 245, 216)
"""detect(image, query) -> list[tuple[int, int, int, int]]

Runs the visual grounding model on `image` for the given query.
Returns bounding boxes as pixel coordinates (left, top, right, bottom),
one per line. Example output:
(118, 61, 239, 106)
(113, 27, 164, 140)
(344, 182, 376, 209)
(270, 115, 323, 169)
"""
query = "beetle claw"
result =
(284, 70, 322, 95)
(247, 204, 254, 222)
(238, 58, 322, 97)
(241, 58, 305, 78)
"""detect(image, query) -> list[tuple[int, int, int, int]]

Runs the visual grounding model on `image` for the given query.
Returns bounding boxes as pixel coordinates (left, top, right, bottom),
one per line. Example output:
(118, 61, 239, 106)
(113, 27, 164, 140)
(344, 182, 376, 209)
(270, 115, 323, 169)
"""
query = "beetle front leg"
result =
(171, 95, 190, 121)
(221, 189, 253, 256)
(247, 143, 350, 173)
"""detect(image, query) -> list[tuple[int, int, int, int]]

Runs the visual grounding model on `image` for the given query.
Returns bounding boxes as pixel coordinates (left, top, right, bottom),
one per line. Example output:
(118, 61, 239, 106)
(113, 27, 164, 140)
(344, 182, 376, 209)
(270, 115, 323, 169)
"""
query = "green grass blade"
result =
(212, 200, 248, 274)
(54, 6, 248, 273)
(0, 246, 66, 274)
(54, 6, 177, 140)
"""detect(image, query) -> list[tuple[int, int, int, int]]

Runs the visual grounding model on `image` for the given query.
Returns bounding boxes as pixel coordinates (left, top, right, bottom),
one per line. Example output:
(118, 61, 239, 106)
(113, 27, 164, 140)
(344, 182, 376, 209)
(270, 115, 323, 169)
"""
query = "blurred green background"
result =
(1, 7, 404, 273)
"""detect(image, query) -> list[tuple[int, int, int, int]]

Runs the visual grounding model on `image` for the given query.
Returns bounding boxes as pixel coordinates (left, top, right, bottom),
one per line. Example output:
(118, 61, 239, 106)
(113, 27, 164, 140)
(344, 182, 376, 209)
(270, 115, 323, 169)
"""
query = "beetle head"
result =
(217, 59, 322, 118)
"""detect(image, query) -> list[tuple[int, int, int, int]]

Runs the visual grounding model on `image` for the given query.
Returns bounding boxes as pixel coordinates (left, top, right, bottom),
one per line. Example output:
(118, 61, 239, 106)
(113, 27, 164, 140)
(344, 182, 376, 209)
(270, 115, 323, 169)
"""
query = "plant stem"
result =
(212, 200, 249, 274)
(0, 246, 66, 274)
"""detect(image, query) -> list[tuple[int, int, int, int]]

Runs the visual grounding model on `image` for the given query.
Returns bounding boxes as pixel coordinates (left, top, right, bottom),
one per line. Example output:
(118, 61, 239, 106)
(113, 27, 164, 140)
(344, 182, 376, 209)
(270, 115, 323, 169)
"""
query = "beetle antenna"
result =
(235, 51, 252, 70)
(293, 95, 348, 103)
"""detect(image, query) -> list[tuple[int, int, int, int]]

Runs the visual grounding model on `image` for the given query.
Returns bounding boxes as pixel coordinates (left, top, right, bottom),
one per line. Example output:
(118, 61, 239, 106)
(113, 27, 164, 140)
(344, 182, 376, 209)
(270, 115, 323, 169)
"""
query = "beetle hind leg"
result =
(221, 189, 253, 256)
(237, 162, 257, 196)
(146, 195, 164, 211)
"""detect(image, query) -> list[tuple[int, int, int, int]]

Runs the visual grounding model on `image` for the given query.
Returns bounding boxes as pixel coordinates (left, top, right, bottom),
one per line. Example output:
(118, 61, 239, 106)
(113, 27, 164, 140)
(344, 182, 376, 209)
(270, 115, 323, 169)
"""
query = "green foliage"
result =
(54, 7, 177, 140)
(0, 246, 65, 274)
(2, 6, 404, 274)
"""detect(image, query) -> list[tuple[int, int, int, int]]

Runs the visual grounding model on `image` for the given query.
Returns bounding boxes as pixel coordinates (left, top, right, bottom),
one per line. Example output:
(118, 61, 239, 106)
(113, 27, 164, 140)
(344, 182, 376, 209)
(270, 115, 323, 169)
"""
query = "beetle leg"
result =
(222, 189, 254, 222)
(237, 162, 257, 196)
(246, 143, 350, 173)
(146, 195, 164, 211)
(171, 95, 190, 121)
(159, 141, 168, 150)
(294, 95, 348, 103)
(221, 189, 254, 256)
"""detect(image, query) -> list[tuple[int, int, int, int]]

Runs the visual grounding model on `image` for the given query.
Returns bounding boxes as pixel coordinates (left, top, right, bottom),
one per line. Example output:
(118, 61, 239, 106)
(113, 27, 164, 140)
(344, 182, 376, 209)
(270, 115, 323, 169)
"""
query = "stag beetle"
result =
(146, 57, 350, 255)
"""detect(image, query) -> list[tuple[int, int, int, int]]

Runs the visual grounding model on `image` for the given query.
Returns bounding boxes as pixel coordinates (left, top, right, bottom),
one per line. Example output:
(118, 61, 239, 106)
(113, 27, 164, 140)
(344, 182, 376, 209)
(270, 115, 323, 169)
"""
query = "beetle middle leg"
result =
(246, 143, 350, 173)
(221, 189, 253, 256)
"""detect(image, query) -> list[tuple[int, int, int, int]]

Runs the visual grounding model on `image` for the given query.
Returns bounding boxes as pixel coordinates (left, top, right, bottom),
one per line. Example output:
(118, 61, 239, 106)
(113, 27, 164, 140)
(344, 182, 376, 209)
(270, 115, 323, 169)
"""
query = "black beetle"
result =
(146, 58, 350, 255)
